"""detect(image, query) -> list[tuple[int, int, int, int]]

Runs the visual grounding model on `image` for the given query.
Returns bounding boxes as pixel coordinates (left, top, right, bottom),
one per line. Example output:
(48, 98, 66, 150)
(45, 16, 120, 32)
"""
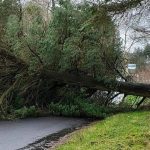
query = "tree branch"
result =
(101, 0, 144, 13)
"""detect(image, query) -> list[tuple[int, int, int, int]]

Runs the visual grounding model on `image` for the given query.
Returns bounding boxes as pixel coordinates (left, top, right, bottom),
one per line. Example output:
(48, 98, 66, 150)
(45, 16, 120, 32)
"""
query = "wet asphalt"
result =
(0, 117, 86, 150)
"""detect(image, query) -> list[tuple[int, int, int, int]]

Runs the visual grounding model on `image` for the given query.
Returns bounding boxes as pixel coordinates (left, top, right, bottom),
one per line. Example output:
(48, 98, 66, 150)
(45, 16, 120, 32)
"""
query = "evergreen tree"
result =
(143, 44, 150, 58)
(0, 0, 21, 48)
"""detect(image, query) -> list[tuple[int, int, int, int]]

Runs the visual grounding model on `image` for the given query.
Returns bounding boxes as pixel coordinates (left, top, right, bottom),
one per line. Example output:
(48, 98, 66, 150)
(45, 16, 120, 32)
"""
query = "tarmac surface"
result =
(0, 117, 86, 150)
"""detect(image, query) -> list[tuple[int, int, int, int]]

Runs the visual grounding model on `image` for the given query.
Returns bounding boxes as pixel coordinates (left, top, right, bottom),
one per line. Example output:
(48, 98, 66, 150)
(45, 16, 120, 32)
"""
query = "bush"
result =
(49, 97, 108, 118)
(124, 95, 138, 106)
(14, 106, 37, 118)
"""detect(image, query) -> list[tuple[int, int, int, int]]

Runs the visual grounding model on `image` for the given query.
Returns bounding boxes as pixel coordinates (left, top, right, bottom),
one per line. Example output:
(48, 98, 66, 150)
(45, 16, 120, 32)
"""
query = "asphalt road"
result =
(0, 117, 86, 150)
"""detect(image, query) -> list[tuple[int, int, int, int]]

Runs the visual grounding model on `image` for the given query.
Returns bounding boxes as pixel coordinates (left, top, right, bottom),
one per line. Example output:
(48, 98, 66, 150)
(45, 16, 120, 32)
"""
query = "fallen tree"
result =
(1, 47, 150, 116)
(40, 70, 150, 98)
(1, 49, 150, 102)
(1, 0, 150, 114)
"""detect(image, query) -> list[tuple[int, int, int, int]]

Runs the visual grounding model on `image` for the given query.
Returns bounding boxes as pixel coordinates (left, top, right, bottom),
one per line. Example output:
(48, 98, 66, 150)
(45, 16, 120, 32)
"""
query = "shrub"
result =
(14, 106, 37, 118)
(124, 95, 138, 106)
(49, 97, 108, 118)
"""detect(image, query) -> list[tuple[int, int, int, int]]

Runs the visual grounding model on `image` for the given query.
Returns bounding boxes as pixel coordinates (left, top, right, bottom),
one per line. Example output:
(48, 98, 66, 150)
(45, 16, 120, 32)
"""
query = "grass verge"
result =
(56, 111, 150, 150)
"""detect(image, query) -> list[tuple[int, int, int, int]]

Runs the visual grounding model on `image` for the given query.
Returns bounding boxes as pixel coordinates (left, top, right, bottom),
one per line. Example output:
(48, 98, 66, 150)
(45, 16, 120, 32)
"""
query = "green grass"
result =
(57, 111, 150, 150)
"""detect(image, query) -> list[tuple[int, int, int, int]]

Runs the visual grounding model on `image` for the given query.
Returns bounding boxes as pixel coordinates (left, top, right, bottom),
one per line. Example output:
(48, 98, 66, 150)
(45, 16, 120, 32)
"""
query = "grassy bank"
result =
(56, 111, 150, 150)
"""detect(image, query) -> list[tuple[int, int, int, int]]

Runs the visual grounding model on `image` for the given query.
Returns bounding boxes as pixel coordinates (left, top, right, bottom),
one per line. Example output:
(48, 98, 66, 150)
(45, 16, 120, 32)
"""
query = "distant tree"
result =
(130, 44, 150, 69)
(130, 48, 145, 69)
(143, 44, 150, 58)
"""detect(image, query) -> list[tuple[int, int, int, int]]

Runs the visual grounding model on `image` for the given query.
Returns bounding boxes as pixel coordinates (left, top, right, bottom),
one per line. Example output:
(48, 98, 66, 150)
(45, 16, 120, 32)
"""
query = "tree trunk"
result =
(41, 70, 150, 98)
